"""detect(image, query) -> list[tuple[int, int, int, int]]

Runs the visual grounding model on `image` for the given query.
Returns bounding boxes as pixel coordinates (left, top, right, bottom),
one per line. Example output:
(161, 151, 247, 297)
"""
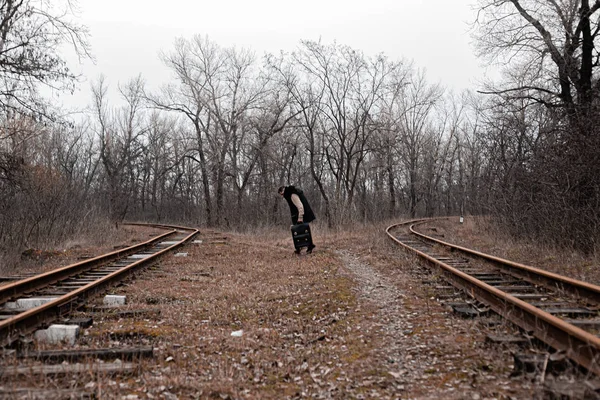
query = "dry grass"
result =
(0, 221, 547, 398)
(0, 224, 166, 277)
(422, 216, 600, 285)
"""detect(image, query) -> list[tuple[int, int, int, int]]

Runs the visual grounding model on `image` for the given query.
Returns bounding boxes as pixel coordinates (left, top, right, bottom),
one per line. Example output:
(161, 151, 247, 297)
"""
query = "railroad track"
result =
(0, 223, 198, 348)
(387, 218, 600, 377)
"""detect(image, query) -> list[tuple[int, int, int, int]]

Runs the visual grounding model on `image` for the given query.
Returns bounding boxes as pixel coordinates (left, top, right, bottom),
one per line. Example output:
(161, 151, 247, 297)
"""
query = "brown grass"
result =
(0, 221, 547, 399)
(421, 216, 600, 285)
(0, 224, 166, 277)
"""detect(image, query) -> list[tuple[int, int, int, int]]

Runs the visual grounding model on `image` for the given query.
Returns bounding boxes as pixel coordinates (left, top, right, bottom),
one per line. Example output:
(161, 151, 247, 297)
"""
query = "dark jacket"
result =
(282, 186, 316, 224)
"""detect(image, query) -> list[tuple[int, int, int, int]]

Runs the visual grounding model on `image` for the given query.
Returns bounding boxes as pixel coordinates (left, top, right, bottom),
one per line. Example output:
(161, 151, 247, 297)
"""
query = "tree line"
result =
(1, 0, 599, 262)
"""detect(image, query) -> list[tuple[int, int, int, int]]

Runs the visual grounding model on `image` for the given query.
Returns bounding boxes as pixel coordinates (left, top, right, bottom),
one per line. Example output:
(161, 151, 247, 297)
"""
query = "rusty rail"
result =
(0, 223, 198, 347)
(386, 219, 600, 376)
(0, 230, 176, 305)
(410, 221, 600, 305)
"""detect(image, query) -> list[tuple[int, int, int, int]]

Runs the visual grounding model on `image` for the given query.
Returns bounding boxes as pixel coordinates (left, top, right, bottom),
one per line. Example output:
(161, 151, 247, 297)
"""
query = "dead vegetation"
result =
(420, 217, 600, 286)
(0, 225, 166, 278)
(0, 222, 549, 398)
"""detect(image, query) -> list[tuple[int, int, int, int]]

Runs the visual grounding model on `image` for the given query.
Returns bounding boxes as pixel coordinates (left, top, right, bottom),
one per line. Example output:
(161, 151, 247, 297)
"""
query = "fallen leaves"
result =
(2, 224, 547, 398)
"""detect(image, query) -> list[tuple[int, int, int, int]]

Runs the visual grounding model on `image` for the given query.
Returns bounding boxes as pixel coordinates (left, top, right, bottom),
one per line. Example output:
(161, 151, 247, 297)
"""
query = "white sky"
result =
(57, 0, 495, 111)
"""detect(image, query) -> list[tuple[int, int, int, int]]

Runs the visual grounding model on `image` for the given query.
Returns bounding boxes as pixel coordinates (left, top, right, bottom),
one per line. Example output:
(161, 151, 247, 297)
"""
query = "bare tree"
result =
(275, 41, 405, 225)
(227, 75, 299, 227)
(0, 0, 91, 119)
(394, 69, 444, 218)
(475, 0, 600, 121)
(265, 50, 332, 225)
(372, 62, 413, 218)
(474, 0, 600, 251)
(152, 36, 266, 226)
(134, 112, 179, 220)
(92, 75, 146, 225)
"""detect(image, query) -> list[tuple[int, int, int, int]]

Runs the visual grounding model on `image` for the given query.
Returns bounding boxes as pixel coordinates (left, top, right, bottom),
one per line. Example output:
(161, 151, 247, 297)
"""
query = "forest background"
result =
(1, 0, 599, 266)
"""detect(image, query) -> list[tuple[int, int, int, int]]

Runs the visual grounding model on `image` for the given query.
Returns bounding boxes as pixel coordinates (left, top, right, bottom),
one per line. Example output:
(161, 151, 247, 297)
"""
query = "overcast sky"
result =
(58, 0, 494, 111)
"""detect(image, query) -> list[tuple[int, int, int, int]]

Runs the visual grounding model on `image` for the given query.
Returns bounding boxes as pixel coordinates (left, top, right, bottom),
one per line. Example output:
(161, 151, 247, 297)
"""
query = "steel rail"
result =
(386, 220, 600, 376)
(409, 221, 600, 305)
(124, 222, 194, 231)
(0, 230, 176, 305)
(0, 224, 198, 347)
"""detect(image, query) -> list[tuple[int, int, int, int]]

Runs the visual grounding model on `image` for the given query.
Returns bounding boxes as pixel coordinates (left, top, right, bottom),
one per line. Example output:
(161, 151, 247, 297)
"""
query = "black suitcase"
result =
(291, 223, 312, 251)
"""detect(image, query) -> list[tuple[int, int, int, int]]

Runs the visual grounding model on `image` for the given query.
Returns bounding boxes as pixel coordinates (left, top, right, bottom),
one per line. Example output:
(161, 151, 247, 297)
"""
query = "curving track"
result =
(387, 218, 600, 376)
(0, 223, 198, 347)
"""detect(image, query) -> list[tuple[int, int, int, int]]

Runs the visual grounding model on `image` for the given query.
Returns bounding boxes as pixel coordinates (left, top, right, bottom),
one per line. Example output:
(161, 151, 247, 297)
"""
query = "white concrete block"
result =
(174, 252, 188, 257)
(5, 297, 58, 310)
(128, 254, 151, 259)
(35, 324, 80, 345)
(103, 295, 126, 306)
(161, 241, 180, 245)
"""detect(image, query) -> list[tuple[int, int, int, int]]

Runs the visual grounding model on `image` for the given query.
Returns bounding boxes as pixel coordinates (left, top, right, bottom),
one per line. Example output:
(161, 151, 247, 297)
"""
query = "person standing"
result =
(278, 185, 316, 253)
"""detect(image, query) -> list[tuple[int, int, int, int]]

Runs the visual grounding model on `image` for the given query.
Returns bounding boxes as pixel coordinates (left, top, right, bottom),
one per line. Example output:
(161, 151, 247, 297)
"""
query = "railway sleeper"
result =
(459, 270, 498, 276)
(436, 293, 464, 300)
(99, 265, 129, 269)
(92, 269, 128, 274)
(470, 273, 505, 279)
(127, 254, 152, 260)
(61, 316, 93, 328)
(82, 273, 115, 277)
(61, 280, 97, 285)
(490, 285, 538, 292)
(0, 308, 26, 315)
(55, 285, 86, 290)
(36, 290, 71, 296)
(15, 345, 154, 364)
(155, 242, 178, 247)
(132, 252, 159, 258)
(509, 293, 549, 300)
(442, 258, 469, 264)
(4, 297, 59, 310)
(540, 307, 598, 318)
(562, 319, 600, 330)
(483, 280, 527, 285)
(111, 261, 135, 266)
(443, 263, 470, 268)
(476, 276, 517, 282)
(449, 303, 491, 318)
(485, 334, 531, 348)
(512, 353, 572, 377)
(528, 301, 580, 308)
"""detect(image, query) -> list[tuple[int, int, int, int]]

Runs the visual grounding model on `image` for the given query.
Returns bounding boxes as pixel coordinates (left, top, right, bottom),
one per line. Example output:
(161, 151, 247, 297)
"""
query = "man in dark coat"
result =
(278, 185, 316, 253)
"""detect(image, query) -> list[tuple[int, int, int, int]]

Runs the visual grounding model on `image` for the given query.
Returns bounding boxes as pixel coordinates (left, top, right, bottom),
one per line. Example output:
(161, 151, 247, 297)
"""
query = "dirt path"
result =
(335, 237, 540, 399)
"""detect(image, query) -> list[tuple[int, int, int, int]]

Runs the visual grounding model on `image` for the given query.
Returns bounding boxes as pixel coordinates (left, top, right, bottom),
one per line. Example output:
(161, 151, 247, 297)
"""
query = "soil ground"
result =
(4, 218, 597, 399)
